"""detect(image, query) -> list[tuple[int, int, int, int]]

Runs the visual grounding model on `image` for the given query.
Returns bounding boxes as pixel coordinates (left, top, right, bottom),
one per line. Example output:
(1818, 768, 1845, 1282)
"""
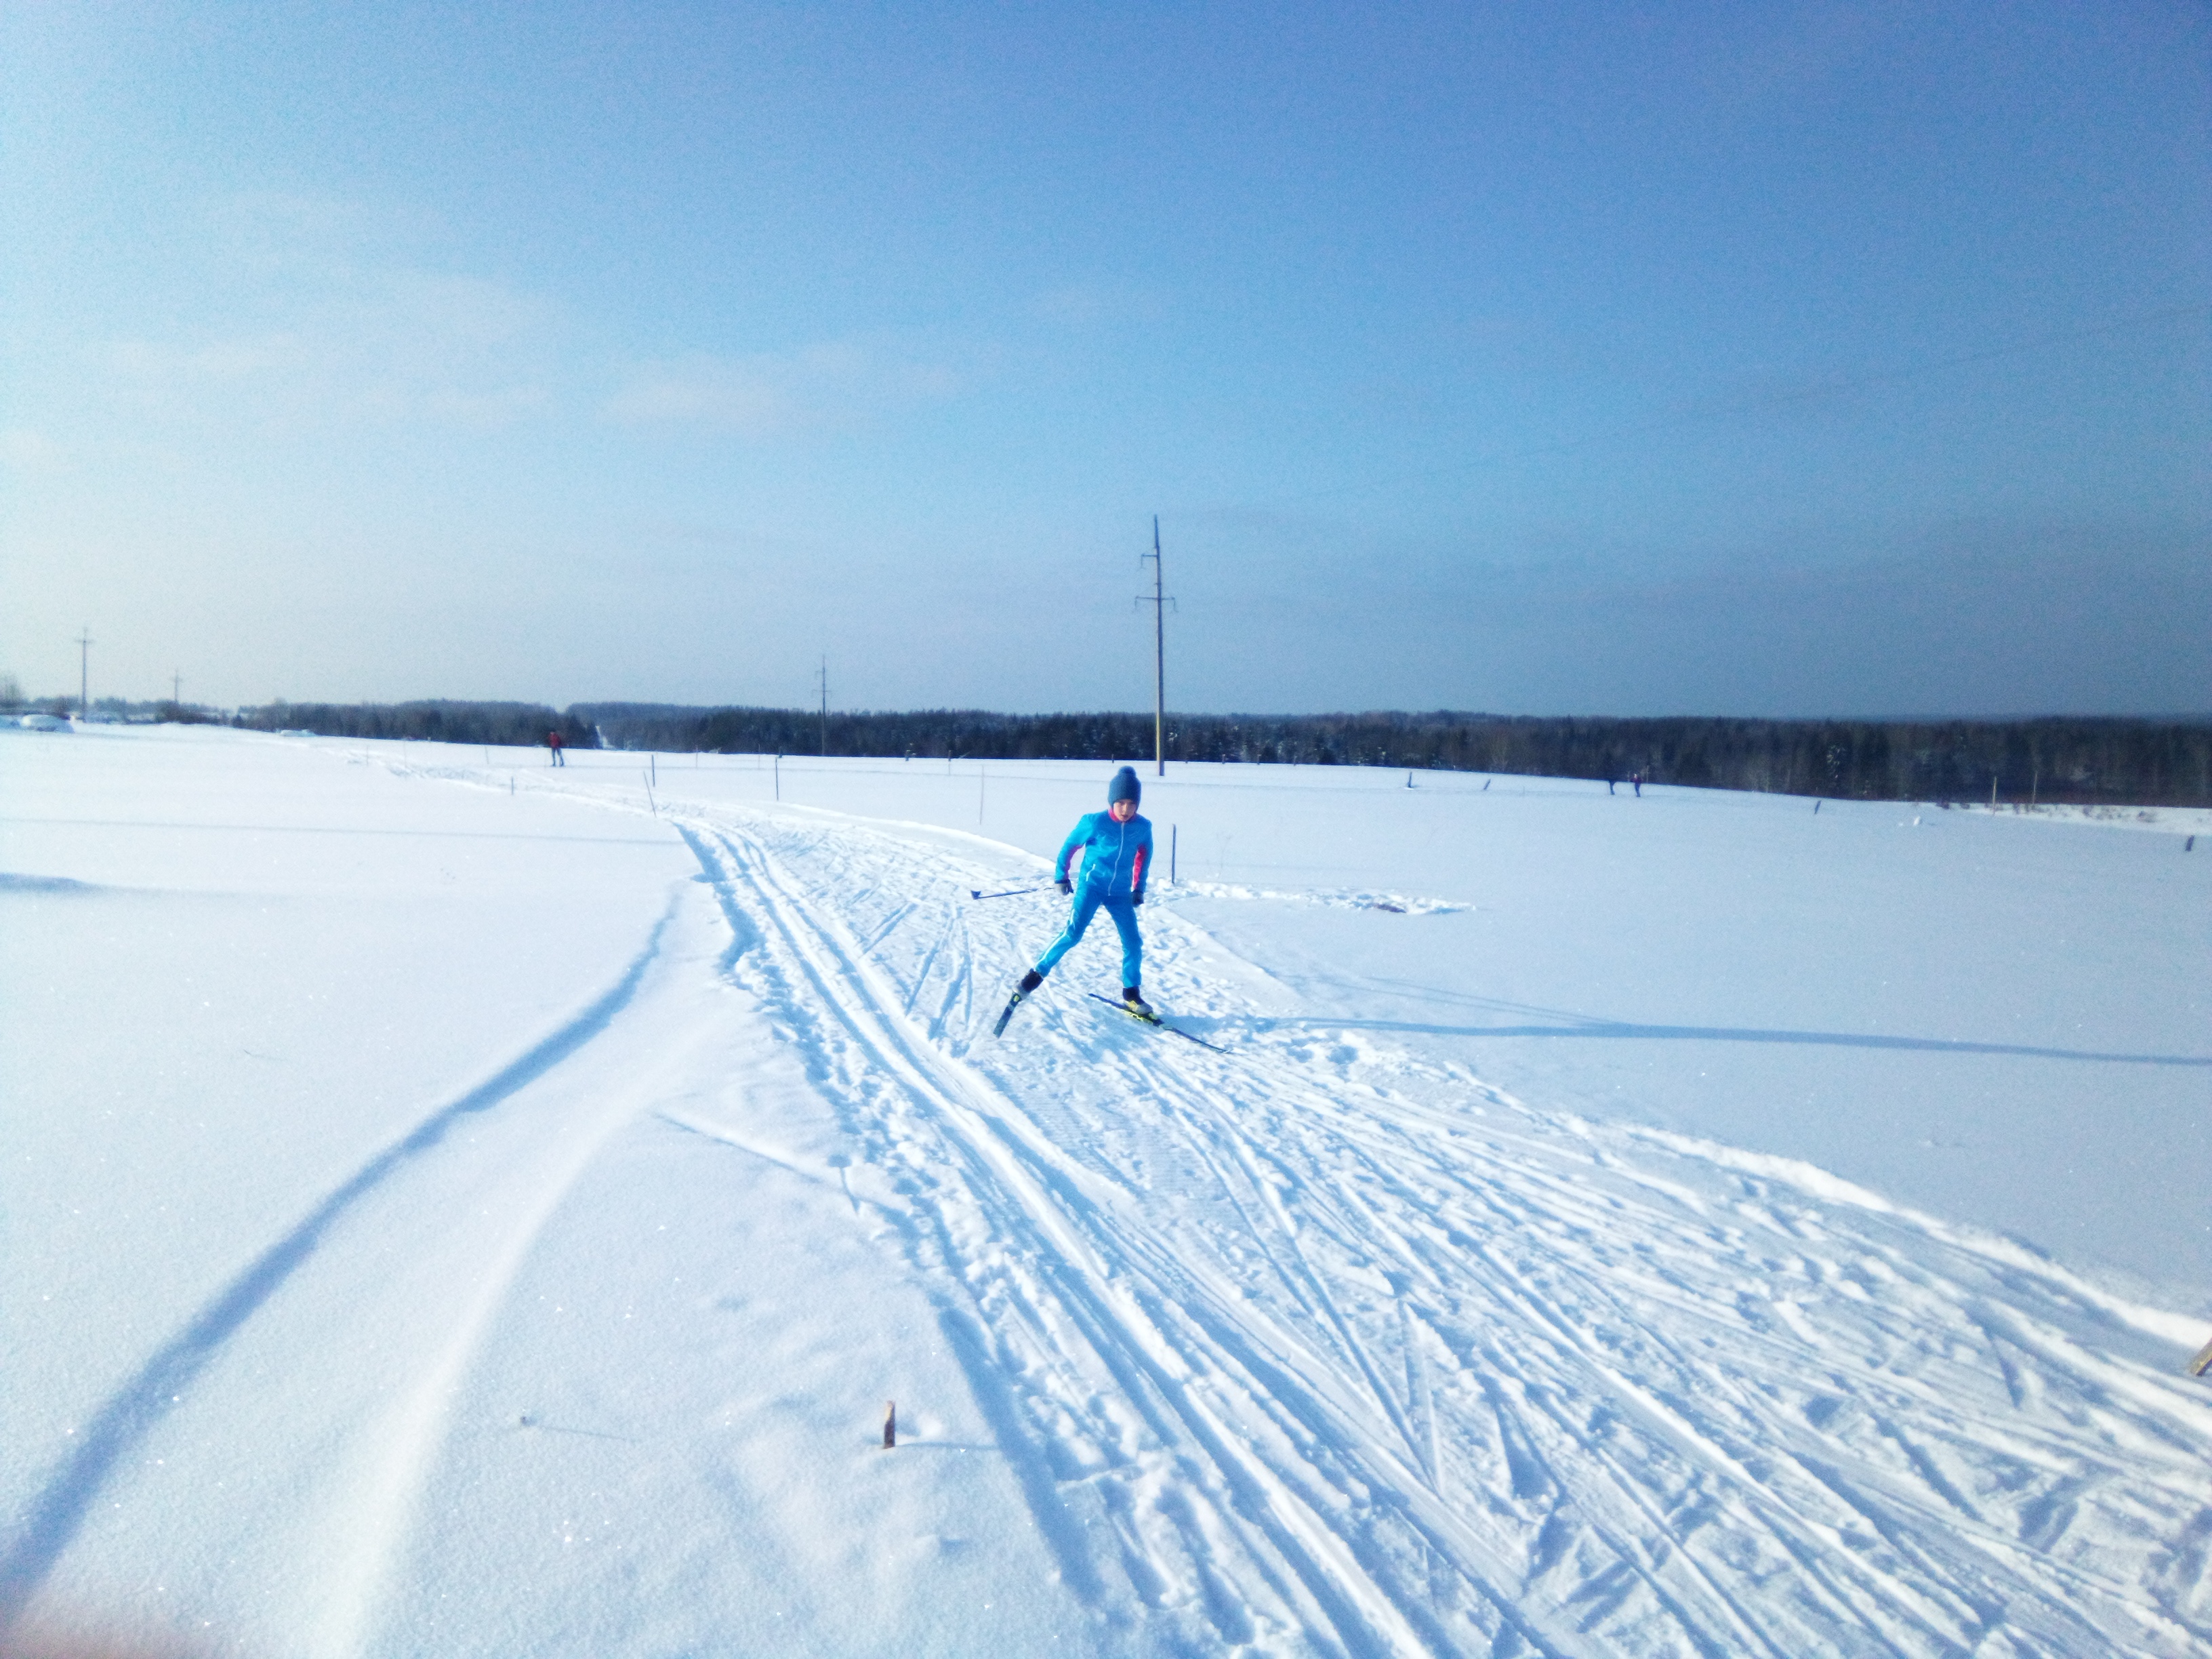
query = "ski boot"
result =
(993, 969, 1044, 1038)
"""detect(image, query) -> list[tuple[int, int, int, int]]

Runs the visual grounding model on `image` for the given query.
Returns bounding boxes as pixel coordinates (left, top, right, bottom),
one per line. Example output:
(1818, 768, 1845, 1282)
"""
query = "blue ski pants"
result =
(1034, 882, 1143, 987)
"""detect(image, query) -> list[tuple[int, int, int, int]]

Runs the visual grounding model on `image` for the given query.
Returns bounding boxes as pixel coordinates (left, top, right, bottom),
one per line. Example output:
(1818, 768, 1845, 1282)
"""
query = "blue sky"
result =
(3, 2, 2205, 715)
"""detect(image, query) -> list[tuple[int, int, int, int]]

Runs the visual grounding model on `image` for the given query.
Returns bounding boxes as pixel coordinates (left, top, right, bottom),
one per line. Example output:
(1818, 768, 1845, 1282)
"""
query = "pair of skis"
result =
(1084, 992, 1230, 1052)
(989, 984, 1227, 1053)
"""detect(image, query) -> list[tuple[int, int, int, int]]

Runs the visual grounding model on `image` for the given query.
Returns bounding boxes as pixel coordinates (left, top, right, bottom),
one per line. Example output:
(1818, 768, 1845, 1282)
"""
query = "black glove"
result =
(1130, 890, 1145, 907)
(1056, 876, 1072, 895)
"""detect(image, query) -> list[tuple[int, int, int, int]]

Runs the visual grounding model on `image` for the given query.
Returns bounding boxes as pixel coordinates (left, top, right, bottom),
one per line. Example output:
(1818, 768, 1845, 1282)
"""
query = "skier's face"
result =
(1109, 798, 1136, 822)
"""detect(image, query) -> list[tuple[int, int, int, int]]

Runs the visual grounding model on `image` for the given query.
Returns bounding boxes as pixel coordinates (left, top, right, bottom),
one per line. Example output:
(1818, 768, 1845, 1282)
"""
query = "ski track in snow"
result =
(637, 789, 2212, 1658)
(16, 750, 2209, 1657)
(0, 899, 684, 1640)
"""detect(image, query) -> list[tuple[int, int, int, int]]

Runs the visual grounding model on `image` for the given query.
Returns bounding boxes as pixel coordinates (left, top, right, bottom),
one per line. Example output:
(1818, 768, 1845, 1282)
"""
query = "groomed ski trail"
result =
(661, 798, 2212, 1659)
(682, 819, 1459, 1655)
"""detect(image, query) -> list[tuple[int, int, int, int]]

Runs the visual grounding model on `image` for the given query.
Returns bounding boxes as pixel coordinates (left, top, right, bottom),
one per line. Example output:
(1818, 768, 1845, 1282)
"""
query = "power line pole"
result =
(817, 657, 830, 758)
(76, 627, 93, 718)
(1139, 517, 1174, 777)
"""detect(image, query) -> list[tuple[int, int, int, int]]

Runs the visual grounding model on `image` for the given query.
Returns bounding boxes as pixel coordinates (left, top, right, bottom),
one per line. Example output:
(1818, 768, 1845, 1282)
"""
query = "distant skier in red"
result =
(548, 729, 566, 767)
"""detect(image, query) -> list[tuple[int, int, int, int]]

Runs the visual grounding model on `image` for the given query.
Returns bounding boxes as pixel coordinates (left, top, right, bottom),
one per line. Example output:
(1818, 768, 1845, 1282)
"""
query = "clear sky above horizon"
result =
(3, 2, 2207, 717)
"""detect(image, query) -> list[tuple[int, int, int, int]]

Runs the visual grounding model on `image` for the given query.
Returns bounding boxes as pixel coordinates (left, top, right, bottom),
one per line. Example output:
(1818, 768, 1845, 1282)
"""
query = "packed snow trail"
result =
(656, 796, 2212, 1657)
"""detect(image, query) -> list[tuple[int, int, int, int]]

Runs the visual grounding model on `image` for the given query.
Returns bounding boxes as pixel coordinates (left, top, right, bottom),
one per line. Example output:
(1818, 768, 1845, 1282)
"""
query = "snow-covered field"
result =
(4, 724, 2208, 1657)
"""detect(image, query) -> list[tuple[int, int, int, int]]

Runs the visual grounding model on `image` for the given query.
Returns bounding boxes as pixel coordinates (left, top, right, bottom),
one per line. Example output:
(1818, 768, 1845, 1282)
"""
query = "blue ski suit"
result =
(1033, 809, 1153, 987)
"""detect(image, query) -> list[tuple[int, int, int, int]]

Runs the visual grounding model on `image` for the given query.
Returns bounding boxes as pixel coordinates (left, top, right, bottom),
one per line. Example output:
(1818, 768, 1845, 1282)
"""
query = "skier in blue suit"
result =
(1010, 765, 1155, 1017)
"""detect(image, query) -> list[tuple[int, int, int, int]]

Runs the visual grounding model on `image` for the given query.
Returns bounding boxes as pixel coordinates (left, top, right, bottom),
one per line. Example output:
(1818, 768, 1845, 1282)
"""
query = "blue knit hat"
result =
(1107, 765, 1141, 806)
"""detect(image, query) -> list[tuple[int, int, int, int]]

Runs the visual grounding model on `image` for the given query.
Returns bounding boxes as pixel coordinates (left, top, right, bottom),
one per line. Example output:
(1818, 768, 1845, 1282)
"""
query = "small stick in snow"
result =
(883, 1401, 897, 1448)
(2189, 1336, 2212, 1378)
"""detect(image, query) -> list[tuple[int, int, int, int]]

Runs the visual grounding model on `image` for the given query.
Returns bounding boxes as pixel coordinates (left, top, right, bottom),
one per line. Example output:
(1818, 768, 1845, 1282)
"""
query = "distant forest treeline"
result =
(574, 703, 2212, 807)
(225, 700, 2212, 806)
(235, 700, 594, 747)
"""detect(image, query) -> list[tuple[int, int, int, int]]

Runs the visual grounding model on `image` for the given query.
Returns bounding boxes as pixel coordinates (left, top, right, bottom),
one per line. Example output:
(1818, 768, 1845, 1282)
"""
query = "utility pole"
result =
(75, 627, 93, 718)
(1139, 516, 1174, 777)
(817, 657, 830, 758)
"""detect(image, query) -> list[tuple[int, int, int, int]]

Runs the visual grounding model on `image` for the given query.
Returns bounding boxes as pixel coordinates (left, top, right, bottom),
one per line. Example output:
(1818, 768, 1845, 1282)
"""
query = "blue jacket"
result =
(1057, 811, 1153, 899)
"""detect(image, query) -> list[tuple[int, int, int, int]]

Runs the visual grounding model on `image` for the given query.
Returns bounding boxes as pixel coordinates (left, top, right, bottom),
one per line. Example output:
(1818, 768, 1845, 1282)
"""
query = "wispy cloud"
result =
(58, 191, 980, 451)
(603, 339, 962, 436)
(87, 198, 563, 435)
(1027, 281, 1164, 328)
(0, 426, 67, 472)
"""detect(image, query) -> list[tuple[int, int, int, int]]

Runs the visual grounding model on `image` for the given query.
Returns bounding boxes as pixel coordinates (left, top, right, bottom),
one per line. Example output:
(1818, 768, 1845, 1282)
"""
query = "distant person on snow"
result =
(548, 729, 566, 767)
(1010, 765, 1154, 1017)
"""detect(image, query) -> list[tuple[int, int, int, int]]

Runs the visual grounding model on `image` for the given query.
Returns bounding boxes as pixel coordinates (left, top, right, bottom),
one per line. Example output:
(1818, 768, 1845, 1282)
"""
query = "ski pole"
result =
(970, 884, 1050, 901)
